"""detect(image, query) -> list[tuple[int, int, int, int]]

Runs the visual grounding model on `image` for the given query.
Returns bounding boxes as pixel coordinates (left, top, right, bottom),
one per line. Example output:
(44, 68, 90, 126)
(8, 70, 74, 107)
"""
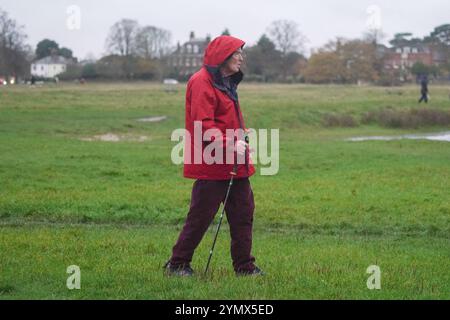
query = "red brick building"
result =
(381, 43, 448, 80)
(168, 32, 211, 80)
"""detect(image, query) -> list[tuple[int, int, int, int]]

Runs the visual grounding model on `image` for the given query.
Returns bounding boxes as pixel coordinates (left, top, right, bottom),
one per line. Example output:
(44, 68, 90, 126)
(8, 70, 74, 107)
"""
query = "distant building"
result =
(31, 55, 72, 78)
(168, 32, 210, 79)
(382, 43, 448, 71)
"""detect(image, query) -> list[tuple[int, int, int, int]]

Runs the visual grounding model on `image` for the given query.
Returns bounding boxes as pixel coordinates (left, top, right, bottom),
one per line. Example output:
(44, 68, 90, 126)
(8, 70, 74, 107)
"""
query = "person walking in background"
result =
(418, 75, 429, 103)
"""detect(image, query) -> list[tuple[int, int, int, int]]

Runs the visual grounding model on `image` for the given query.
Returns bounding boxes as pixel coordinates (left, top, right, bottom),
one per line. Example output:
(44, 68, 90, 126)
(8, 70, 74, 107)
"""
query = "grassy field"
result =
(0, 82, 449, 299)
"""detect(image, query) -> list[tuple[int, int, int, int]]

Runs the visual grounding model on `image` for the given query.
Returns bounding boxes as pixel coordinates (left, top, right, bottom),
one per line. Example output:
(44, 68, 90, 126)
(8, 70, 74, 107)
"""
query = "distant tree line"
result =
(1, 5, 449, 85)
(303, 26, 450, 85)
(243, 20, 308, 82)
(303, 38, 382, 84)
(59, 19, 172, 81)
(66, 19, 450, 84)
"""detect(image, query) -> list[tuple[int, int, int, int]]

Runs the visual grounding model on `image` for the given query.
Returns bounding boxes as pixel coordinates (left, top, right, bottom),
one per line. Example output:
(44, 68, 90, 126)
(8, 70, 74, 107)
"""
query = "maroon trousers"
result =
(170, 178, 256, 272)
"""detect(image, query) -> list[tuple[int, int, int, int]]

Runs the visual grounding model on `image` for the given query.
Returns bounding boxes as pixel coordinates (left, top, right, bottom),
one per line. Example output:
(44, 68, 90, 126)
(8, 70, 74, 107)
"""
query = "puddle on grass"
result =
(346, 131, 450, 142)
(80, 133, 149, 142)
(137, 116, 167, 123)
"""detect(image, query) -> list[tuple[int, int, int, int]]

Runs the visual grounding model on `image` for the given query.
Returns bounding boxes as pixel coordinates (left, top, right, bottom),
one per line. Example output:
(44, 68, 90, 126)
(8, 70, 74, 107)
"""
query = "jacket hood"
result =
(203, 35, 245, 66)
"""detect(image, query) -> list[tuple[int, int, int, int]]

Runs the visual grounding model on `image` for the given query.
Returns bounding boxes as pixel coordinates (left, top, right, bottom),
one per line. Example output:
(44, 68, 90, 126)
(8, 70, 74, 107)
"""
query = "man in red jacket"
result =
(165, 35, 263, 277)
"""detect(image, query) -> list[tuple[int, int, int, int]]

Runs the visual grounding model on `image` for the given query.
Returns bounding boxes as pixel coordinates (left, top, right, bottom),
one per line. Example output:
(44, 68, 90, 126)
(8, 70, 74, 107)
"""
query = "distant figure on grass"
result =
(164, 36, 264, 277)
(418, 75, 429, 103)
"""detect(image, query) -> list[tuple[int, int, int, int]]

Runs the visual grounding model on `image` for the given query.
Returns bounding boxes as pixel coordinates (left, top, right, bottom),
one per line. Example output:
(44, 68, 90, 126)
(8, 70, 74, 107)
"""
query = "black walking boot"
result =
(163, 261, 194, 277)
(236, 266, 265, 277)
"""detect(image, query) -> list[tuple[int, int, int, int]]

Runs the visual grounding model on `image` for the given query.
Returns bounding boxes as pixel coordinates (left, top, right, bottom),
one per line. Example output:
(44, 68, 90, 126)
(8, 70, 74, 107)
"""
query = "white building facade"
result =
(31, 56, 70, 78)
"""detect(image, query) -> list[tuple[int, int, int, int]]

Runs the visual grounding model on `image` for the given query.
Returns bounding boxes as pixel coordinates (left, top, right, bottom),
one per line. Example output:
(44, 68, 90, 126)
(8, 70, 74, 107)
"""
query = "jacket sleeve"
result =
(189, 78, 234, 148)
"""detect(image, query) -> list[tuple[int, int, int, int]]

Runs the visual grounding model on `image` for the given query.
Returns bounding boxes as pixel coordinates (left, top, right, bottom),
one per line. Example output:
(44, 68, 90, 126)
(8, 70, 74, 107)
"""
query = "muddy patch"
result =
(80, 133, 149, 142)
(137, 116, 167, 123)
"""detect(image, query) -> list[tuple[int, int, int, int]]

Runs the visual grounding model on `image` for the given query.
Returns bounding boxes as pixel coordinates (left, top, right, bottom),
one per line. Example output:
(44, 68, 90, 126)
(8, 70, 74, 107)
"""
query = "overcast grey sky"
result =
(1, 0, 449, 59)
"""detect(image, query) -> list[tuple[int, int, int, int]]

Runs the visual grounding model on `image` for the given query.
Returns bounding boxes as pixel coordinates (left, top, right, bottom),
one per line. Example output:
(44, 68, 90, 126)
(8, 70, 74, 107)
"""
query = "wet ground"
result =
(347, 131, 450, 142)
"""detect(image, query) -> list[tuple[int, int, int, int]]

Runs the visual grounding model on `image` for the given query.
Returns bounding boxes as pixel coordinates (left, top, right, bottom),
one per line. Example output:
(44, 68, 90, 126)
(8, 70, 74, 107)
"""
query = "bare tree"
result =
(135, 26, 172, 59)
(0, 9, 27, 51)
(0, 8, 31, 79)
(105, 19, 139, 56)
(267, 20, 307, 56)
(266, 20, 307, 80)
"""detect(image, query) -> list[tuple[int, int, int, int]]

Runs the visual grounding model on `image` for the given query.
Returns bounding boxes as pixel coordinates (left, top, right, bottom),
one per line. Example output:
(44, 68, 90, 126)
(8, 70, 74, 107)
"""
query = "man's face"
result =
(222, 48, 245, 76)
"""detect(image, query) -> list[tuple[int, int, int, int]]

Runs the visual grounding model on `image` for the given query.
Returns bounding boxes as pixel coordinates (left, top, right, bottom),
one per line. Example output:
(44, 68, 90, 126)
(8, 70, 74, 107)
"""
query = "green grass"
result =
(0, 82, 449, 299)
(1, 223, 448, 299)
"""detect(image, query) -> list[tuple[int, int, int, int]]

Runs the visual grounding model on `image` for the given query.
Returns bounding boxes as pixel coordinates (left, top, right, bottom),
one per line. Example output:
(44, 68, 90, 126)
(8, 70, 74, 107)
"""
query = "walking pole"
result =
(204, 163, 238, 276)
